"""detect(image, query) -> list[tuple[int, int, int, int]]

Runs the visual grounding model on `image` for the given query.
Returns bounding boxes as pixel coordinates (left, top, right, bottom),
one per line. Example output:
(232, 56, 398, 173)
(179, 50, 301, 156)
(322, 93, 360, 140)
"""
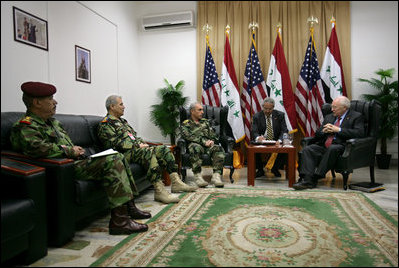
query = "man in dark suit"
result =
(251, 97, 288, 177)
(293, 96, 365, 190)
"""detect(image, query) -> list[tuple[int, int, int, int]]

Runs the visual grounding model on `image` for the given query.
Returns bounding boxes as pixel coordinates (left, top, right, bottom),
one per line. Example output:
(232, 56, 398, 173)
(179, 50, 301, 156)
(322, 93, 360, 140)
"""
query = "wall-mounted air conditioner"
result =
(142, 11, 195, 31)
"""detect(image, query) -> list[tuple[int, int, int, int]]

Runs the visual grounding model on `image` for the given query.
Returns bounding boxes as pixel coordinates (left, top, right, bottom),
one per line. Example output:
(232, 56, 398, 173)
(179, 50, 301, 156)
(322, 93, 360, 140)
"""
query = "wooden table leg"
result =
(247, 148, 255, 186)
(287, 149, 295, 187)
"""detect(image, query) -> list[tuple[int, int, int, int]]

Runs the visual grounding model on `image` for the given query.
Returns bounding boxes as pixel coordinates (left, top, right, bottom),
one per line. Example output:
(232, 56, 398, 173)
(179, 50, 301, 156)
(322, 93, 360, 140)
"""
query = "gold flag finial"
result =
(225, 25, 231, 35)
(248, 21, 259, 32)
(202, 24, 212, 36)
(330, 16, 336, 28)
(276, 22, 282, 41)
(307, 16, 319, 28)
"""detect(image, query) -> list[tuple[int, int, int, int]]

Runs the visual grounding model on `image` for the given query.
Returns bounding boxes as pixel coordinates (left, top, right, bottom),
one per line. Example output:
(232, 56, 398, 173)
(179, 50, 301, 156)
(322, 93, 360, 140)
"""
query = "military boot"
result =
(192, 172, 208, 187)
(211, 172, 224, 188)
(126, 199, 151, 219)
(109, 204, 148, 235)
(153, 181, 180, 203)
(170, 172, 197, 193)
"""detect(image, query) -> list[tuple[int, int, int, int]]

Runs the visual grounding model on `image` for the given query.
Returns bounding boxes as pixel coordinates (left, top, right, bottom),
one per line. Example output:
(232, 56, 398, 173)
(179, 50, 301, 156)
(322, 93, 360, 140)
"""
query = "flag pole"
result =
(248, 21, 258, 117)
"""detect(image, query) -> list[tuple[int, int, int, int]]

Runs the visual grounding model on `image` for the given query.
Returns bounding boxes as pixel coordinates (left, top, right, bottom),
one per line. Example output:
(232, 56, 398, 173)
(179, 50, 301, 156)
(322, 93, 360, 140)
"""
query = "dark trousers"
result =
(298, 143, 345, 182)
(256, 153, 287, 171)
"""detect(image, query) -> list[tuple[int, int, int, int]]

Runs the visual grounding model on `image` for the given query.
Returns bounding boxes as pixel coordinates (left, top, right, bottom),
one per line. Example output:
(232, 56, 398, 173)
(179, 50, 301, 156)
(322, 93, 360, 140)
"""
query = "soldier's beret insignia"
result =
(101, 116, 108, 123)
(20, 116, 32, 125)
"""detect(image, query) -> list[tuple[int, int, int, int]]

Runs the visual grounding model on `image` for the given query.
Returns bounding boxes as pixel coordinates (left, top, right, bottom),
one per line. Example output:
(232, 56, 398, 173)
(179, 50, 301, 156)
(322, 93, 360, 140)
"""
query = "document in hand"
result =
(90, 148, 119, 158)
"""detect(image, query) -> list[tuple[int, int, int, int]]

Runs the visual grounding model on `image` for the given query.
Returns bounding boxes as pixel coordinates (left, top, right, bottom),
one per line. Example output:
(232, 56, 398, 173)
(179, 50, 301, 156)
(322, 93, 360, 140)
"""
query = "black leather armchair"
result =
(299, 100, 381, 190)
(1, 112, 151, 247)
(1, 157, 47, 265)
(176, 105, 235, 182)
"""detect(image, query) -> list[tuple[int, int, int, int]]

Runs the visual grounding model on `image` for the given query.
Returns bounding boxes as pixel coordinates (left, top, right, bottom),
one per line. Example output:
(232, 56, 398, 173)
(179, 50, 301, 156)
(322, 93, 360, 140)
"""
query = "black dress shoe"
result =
(271, 168, 281, 177)
(255, 169, 265, 178)
(293, 180, 314, 190)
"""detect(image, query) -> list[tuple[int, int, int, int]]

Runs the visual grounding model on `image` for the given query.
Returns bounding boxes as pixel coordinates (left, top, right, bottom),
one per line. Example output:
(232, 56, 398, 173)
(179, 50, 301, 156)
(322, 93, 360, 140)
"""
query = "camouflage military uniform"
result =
(179, 118, 225, 174)
(10, 111, 137, 209)
(97, 114, 178, 184)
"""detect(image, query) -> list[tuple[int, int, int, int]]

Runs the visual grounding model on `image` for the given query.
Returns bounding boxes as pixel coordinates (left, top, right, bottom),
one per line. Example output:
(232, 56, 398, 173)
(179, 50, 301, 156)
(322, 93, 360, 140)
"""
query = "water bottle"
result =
(283, 133, 289, 146)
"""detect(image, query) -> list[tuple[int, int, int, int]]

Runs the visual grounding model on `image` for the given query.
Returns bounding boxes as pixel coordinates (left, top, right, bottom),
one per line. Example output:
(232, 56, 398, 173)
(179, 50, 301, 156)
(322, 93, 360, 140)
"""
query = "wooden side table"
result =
(247, 144, 296, 187)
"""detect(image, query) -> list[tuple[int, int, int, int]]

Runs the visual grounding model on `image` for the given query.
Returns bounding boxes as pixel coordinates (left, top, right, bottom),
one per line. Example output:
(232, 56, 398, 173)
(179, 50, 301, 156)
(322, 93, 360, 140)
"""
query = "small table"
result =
(247, 144, 296, 187)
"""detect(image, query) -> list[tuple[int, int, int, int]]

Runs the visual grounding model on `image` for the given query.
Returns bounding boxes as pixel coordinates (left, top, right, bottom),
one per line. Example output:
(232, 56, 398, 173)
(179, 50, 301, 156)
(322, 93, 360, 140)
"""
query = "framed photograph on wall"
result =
(75, 45, 91, 83)
(13, 6, 48, 51)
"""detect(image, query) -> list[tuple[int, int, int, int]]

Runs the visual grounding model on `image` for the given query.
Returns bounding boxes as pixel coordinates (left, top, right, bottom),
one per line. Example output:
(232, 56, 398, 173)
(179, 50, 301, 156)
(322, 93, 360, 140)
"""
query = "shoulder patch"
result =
(101, 116, 108, 123)
(183, 119, 189, 124)
(19, 116, 32, 125)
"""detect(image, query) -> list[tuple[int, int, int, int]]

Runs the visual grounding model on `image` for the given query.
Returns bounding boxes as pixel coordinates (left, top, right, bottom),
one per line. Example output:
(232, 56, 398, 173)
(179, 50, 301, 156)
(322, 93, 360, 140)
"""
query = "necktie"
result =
(266, 116, 274, 140)
(324, 117, 341, 148)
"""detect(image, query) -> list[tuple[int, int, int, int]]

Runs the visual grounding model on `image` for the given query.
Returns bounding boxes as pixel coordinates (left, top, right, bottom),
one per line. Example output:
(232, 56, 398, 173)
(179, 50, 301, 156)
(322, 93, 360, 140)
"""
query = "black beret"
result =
(21, 81, 57, 97)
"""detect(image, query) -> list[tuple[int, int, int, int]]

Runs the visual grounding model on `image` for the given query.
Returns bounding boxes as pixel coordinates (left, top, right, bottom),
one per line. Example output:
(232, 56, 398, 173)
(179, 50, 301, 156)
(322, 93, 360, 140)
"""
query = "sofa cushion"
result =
(1, 199, 35, 243)
(1, 112, 25, 150)
(74, 180, 108, 206)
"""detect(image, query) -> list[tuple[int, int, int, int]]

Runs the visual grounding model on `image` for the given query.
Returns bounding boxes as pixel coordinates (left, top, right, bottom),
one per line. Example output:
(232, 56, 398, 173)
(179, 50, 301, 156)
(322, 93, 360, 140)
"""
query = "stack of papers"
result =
(90, 149, 118, 158)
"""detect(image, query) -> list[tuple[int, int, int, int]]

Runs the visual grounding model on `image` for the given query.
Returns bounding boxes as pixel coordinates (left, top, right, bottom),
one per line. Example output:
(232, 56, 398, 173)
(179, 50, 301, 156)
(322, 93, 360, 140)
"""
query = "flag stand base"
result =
(348, 182, 385, 193)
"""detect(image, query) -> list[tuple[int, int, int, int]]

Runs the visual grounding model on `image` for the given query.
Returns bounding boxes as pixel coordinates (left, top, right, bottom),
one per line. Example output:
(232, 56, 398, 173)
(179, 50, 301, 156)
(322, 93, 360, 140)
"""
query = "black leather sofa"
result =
(1, 112, 152, 247)
(1, 157, 47, 265)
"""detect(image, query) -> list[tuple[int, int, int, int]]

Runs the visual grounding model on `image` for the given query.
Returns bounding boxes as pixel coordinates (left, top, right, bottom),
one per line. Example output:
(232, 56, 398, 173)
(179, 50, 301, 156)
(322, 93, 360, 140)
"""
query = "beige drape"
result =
(196, 1, 351, 101)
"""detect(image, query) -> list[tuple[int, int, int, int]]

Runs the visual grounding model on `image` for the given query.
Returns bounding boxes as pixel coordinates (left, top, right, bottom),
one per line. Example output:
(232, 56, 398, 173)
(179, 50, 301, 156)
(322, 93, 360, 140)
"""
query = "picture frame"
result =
(75, 45, 91, 83)
(13, 6, 48, 51)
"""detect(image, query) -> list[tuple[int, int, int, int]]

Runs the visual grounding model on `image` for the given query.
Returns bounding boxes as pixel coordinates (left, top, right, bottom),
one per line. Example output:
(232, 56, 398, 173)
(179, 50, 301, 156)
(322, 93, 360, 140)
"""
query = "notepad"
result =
(90, 149, 119, 158)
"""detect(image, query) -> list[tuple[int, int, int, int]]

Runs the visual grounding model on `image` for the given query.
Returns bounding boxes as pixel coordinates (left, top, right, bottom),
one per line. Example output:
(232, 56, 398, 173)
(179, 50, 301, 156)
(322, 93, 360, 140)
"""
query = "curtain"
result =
(197, 1, 351, 101)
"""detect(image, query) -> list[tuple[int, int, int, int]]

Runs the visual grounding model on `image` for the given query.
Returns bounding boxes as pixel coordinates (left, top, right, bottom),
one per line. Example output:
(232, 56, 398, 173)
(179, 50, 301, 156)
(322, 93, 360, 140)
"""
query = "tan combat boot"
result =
(153, 180, 180, 203)
(170, 172, 197, 193)
(211, 172, 224, 188)
(193, 172, 208, 188)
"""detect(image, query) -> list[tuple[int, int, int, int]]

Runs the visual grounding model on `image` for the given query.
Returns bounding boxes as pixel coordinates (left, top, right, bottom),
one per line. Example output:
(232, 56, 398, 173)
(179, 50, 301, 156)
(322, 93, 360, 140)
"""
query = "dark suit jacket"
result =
(314, 108, 365, 146)
(251, 109, 288, 141)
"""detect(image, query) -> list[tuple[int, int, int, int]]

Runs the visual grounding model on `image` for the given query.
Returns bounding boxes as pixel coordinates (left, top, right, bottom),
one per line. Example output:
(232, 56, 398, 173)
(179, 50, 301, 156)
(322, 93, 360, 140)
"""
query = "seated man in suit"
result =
(97, 95, 196, 204)
(179, 102, 225, 188)
(293, 96, 365, 190)
(10, 82, 148, 235)
(251, 97, 288, 177)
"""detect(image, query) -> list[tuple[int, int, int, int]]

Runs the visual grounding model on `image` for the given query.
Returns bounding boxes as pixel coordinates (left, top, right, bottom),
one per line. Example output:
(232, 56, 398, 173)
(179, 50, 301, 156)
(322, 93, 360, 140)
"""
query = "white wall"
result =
(135, 1, 197, 143)
(351, 1, 398, 159)
(1, 1, 398, 156)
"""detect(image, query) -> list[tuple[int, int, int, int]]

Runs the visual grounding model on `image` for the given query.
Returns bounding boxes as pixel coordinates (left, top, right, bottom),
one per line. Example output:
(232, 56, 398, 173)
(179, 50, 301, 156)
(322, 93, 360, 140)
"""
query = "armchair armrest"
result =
(1, 157, 47, 263)
(176, 137, 187, 154)
(1, 150, 76, 246)
(341, 137, 376, 159)
(300, 137, 317, 147)
(220, 135, 235, 153)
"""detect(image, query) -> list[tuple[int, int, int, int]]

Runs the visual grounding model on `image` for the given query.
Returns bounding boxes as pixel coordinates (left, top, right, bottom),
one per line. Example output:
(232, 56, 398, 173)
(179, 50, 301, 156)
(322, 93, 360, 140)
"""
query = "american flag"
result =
(240, 34, 268, 144)
(202, 42, 220, 107)
(295, 36, 325, 137)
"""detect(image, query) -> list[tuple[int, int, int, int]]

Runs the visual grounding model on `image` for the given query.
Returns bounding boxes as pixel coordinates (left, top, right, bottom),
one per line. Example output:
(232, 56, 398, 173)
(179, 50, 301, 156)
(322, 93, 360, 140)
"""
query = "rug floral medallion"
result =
(92, 188, 398, 267)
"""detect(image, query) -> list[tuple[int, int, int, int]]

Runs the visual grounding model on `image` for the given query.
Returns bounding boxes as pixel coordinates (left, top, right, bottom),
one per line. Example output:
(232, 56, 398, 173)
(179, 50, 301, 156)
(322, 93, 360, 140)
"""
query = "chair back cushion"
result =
(179, 105, 228, 137)
(1, 112, 25, 150)
(53, 114, 102, 155)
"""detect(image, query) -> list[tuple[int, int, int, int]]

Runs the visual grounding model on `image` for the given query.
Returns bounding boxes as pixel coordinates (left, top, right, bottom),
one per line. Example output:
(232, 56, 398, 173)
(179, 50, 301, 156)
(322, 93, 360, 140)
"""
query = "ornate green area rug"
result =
(92, 188, 398, 267)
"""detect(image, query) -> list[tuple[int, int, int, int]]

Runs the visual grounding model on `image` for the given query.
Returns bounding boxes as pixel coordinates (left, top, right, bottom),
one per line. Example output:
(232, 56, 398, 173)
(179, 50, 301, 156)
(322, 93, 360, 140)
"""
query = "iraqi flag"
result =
(320, 20, 347, 103)
(220, 30, 245, 143)
(266, 30, 297, 132)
